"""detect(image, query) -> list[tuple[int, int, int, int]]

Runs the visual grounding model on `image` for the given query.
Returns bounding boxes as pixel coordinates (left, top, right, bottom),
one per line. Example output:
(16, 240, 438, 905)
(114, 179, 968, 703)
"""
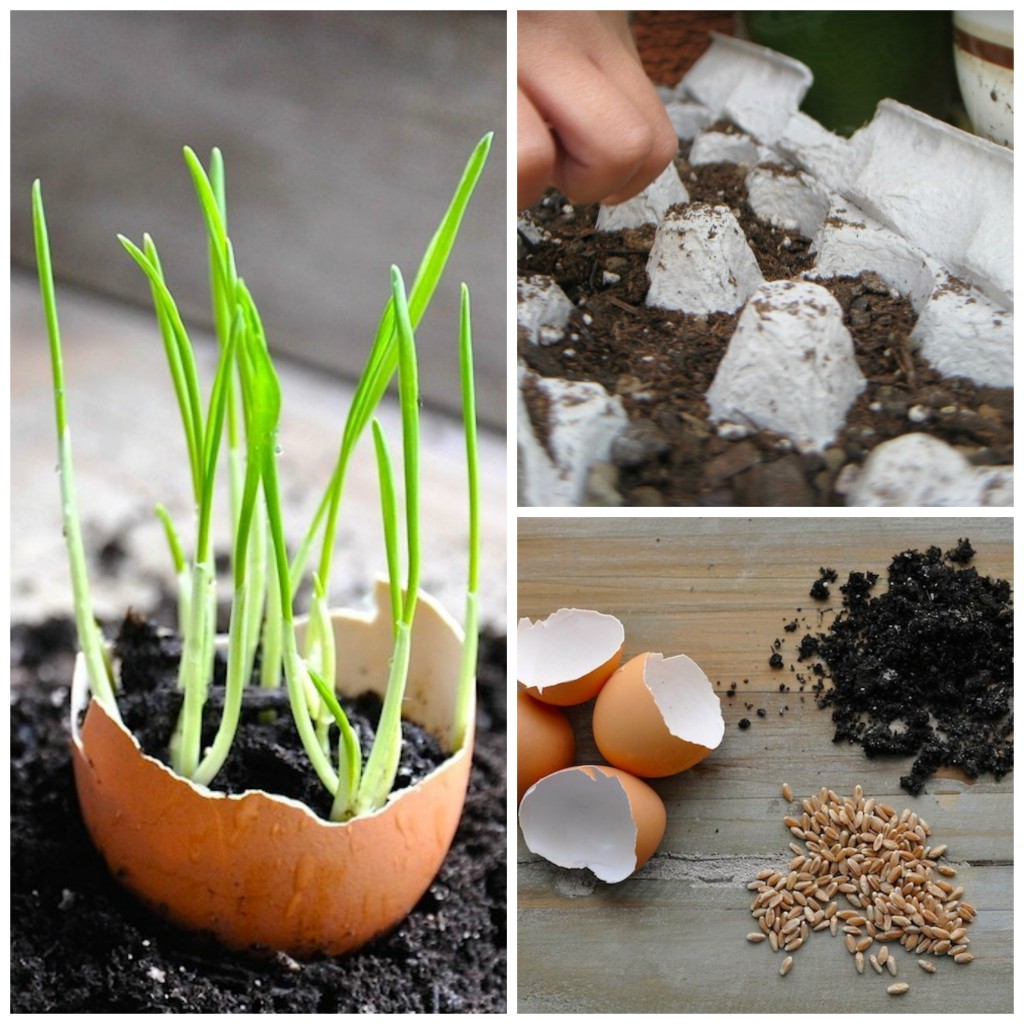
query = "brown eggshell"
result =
(518, 608, 624, 706)
(70, 582, 472, 957)
(518, 764, 666, 883)
(517, 689, 575, 803)
(593, 651, 724, 778)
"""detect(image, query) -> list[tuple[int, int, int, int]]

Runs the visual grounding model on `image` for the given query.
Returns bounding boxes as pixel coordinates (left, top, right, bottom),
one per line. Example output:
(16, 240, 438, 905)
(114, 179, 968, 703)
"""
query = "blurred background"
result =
(12, 10, 505, 419)
(11, 11, 507, 633)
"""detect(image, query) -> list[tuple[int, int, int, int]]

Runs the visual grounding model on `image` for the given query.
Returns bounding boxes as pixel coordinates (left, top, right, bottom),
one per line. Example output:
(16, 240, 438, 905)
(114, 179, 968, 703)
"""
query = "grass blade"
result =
(355, 266, 421, 814)
(32, 180, 118, 714)
(453, 284, 479, 749)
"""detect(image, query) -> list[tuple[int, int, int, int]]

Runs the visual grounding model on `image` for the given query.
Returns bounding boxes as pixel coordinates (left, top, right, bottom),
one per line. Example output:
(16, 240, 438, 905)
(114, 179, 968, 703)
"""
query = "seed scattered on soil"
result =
(747, 932, 767, 943)
(780, 956, 793, 976)
(794, 542, 1013, 795)
(855, 951, 865, 974)
(918, 959, 937, 973)
(781, 782, 794, 802)
(888, 982, 910, 995)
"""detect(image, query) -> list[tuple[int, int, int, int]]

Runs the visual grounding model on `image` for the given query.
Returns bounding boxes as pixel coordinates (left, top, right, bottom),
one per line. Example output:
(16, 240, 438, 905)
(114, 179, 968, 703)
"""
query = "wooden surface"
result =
(517, 517, 1012, 1013)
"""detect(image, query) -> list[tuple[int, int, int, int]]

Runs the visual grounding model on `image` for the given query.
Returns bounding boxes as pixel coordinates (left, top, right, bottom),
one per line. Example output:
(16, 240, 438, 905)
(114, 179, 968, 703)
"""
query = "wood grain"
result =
(517, 517, 1012, 1013)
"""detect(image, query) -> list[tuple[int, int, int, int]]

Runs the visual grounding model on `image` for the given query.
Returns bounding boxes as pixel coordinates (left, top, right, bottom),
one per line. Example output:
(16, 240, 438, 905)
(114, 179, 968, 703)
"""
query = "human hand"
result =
(518, 11, 678, 210)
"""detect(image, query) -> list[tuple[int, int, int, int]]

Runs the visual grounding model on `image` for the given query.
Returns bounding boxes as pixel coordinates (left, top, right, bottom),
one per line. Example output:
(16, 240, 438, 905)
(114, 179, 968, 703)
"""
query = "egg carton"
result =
(518, 33, 1013, 507)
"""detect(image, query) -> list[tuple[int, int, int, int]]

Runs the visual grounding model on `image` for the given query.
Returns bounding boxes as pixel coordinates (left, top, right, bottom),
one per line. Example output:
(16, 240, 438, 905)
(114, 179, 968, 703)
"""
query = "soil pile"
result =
(10, 616, 507, 1012)
(798, 541, 1013, 794)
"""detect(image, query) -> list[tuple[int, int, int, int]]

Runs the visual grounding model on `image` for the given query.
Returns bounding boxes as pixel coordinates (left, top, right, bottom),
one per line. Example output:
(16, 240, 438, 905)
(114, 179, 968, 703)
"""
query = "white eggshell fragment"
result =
(518, 765, 666, 883)
(518, 608, 625, 706)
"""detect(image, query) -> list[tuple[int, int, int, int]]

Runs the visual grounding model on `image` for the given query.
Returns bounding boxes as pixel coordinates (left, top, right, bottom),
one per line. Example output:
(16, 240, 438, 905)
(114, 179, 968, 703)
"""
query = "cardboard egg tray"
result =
(518, 34, 1013, 507)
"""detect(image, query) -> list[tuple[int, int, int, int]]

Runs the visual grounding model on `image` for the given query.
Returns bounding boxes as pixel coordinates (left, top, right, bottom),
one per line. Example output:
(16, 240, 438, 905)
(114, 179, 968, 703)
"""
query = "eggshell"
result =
(518, 764, 666, 883)
(517, 689, 576, 803)
(70, 582, 472, 957)
(593, 651, 724, 778)
(518, 608, 624, 706)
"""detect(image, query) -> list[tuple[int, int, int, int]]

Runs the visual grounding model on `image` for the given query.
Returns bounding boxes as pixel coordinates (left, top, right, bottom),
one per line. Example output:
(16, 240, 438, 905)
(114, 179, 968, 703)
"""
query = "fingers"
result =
(544, 63, 677, 206)
(518, 86, 557, 211)
(517, 12, 678, 208)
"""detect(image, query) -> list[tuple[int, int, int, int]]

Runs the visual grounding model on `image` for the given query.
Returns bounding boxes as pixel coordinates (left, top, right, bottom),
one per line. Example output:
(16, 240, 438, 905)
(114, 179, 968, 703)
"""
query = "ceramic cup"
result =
(953, 10, 1013, 147)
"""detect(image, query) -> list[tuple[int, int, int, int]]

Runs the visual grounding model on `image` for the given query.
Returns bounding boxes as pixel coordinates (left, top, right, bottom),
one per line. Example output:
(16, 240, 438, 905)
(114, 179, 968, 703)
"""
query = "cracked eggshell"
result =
(70, 583, 471, 957)
(593, 651, 724, 778)
(518, 608, 624, 706)
(517, 690, 576, 803)
(518, 765, 666, 883)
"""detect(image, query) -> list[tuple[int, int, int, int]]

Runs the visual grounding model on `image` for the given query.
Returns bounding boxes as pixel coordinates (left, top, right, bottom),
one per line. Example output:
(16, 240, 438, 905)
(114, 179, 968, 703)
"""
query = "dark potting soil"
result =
(112, 612, 447, 819)
(743, 541, 1012, 796)
(10, 615, 507, 1013)
(519, 158, 1013, 507)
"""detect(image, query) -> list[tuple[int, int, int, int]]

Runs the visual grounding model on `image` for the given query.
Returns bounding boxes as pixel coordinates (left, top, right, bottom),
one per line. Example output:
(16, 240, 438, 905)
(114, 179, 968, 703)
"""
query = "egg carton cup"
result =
(518, 33, 1013, 508)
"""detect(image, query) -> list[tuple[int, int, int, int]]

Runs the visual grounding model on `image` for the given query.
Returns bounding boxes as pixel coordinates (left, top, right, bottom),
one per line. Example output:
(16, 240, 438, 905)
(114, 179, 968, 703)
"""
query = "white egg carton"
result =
(518, 33, 1013, 508)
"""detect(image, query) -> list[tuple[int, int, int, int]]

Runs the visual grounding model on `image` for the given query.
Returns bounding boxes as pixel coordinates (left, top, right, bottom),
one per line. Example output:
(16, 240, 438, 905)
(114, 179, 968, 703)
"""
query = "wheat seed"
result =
(918, 960, 936, 973)
(888, 982, 910, 995)
(746, 932, 766, 943)
(780, 956, 793, 976)
(746, 785, 976, 988)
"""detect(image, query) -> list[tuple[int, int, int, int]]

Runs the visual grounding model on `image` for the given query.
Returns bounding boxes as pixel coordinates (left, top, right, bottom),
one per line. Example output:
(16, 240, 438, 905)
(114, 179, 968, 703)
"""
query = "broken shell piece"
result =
(517, 690, 576, 803)
(518, 765, 666, 883)
(518, 608, 624, 706)
(646, 203, 764, 314)
(592, 651, 724, 778)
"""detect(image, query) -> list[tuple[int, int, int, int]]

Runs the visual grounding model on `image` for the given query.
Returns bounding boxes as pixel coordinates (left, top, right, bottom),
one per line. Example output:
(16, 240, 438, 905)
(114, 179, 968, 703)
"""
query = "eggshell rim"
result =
(519, 764, 665, 883)
(70, 582, 475, 956)
(517, 607, 625, 692)
(642, 651, 725, 750)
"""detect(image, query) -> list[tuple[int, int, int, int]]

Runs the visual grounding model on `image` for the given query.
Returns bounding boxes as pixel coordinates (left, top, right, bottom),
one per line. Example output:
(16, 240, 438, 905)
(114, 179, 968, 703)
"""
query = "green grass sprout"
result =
(353, 265, 421, 817)
(31, 181, 118, 715)
(35, 133, 491, 823)
(453, 283, 480, 750)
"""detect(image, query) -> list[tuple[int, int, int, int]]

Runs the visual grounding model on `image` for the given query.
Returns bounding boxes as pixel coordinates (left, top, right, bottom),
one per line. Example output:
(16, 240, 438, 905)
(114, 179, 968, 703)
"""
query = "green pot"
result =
(745, 12, 955, 136)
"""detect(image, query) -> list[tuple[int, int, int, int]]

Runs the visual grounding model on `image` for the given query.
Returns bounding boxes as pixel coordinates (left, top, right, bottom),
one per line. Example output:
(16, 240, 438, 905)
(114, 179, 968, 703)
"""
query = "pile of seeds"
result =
(746, 785, 976, 995)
